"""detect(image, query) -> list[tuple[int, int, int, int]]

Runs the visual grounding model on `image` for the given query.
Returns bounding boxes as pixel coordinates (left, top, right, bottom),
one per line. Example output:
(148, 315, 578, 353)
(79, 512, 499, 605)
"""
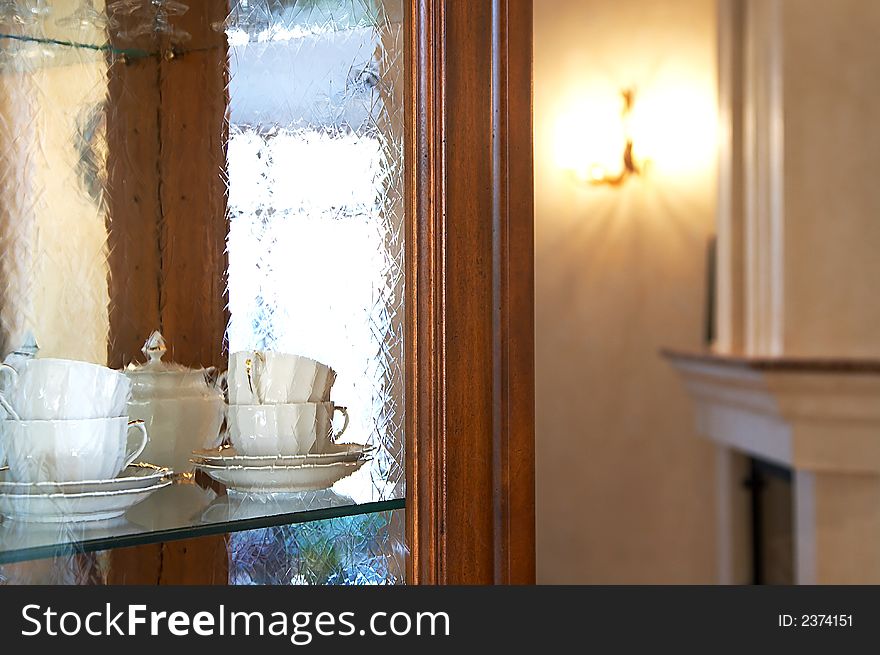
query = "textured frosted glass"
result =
(224, 0, 405, 504)
(0, 550, 109, 585)
(0, 0, 406, 586)
(223, 0, 406, 586)
(0, 1, 111, 363)
(0, 1, 111, 585)
(229, 510, 404, 586)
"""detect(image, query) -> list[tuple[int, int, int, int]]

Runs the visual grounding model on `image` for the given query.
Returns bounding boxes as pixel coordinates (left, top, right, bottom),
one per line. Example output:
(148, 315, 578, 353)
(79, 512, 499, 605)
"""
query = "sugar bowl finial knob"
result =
(142, 330, 167, 364)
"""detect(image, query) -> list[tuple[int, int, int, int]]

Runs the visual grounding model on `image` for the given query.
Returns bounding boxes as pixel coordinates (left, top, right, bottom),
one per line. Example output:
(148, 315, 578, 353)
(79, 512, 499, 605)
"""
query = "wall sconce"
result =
(553, 77, 716, 188)
(582, 87, 647, 187)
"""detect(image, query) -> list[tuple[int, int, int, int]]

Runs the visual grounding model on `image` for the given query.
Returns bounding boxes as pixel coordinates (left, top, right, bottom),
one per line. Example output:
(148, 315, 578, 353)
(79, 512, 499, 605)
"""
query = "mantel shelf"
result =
(663, 349, 880, 474)
(664, 351, 880, 585)
(0, 482, 404, 565)
(660, 348, 880, 374)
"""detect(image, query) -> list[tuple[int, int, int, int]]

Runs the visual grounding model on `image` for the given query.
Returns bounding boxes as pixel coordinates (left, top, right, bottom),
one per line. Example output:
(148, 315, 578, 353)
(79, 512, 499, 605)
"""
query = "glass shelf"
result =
(0, 32, 156, 60)
(0, 481, 405, 565)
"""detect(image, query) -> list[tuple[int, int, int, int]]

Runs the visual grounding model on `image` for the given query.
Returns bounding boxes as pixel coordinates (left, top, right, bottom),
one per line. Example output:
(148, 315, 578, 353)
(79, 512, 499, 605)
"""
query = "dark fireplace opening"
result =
(743, 457, 794, 585)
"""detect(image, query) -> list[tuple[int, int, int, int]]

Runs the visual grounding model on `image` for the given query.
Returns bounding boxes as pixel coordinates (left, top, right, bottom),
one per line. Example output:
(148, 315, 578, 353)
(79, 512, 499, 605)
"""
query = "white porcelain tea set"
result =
(0, 332, 369, 521)
(125, 331, 225, 476)
(192, 349, 371, 493)
(0, 350, 171, 523)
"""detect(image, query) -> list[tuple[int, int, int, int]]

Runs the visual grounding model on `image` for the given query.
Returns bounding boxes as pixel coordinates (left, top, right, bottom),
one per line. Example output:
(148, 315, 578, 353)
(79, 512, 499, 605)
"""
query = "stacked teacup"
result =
(222, 352, 348, 457)
(0, 358, 148, 483)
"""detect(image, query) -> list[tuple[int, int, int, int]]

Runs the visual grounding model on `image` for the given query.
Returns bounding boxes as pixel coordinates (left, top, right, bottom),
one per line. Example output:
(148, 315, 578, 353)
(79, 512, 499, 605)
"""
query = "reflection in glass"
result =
(108, 0, 190, 43)
(55, 0, 113, 32)
(0, 2, 110, 363)
(0, 0, 51, 27)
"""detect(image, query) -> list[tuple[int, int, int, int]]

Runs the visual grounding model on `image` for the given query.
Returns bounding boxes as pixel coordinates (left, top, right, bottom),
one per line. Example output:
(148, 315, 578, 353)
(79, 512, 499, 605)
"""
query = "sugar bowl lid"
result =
(125, 331, 219, 398)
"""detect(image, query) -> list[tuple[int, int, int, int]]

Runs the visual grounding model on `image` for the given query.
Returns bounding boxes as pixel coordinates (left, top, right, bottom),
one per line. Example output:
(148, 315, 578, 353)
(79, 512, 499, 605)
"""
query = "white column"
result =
(715, 0, 880, 359)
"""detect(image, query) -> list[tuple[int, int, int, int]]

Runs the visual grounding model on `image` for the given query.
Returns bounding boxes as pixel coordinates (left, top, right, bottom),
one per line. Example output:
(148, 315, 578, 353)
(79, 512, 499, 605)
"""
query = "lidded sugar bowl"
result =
(124, 331, 224, 477)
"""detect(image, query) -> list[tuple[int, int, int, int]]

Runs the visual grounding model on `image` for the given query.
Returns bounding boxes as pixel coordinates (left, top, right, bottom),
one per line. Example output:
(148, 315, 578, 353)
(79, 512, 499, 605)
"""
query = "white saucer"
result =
(191, 443, 373, 467)
(194, 459, 367, 493)
(0, 463, 171, 495)
(0, 479, 172, 523)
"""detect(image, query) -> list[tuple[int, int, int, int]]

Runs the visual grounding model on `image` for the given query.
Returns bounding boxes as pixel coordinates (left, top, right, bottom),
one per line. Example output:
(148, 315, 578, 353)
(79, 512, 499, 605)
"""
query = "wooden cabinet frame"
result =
(406, 0, 535, 584)
(101, 0, 534, 585)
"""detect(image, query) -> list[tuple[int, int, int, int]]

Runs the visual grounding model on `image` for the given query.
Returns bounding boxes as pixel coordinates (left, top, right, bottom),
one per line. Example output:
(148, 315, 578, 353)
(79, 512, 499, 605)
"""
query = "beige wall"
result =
(777, 0, 880, 358)
(719, 0, 880, 359)
(535, 0, 720, 583)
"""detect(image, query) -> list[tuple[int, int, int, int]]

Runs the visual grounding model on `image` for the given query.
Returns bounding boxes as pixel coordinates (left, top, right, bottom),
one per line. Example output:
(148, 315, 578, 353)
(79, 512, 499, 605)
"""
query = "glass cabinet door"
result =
(222, 0, 406, 585)
(0, 0, 407, 585)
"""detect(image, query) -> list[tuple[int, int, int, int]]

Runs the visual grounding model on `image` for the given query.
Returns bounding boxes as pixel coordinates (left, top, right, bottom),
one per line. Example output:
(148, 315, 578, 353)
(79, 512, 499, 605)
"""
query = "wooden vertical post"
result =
(406, 0, 535, 585)
(106, 1, 230, 585)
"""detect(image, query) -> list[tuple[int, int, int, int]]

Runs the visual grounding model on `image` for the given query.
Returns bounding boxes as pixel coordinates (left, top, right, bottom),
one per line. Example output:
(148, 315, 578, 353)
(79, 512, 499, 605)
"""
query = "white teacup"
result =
(226, 402, 349, 456)
(0, 358, 131, 421)
(222, 351, 336, 405)
(1, 417, 148, 483)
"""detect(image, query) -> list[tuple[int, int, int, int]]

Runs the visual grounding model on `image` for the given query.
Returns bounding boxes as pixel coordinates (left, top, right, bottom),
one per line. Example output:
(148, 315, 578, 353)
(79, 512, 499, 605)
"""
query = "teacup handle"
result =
(124, 420, 149, 468)
(332, 405, 350, 441)
(0, 364, 20, 421)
